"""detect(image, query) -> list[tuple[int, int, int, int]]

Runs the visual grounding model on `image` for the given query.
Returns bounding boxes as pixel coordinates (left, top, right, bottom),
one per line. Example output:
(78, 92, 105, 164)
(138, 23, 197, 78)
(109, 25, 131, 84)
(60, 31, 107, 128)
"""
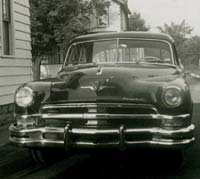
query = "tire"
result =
(165, 150, 183, 169)
(155, 150, 183, 172)
(29, 148, 69, 164)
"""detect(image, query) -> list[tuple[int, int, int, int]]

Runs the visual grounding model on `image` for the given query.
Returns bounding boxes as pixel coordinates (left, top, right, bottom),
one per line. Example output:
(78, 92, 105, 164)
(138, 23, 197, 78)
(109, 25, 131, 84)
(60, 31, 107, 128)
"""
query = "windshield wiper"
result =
(136, 61, 176, 68)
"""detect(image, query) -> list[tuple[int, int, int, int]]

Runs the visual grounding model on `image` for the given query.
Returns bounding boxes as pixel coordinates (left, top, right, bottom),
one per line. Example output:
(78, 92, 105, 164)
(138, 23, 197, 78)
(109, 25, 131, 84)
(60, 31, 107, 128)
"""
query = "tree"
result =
(158, 20, 193, 38)
(181, 36, 200, 68)
(157, 20, 193, 59)
(30, 0, 109, 61)
(128, 12, 149, 31)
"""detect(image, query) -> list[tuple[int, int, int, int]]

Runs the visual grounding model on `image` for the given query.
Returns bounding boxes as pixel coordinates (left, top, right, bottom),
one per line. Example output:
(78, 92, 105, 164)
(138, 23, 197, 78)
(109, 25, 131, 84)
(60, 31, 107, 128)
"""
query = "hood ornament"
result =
(81, 77, 114, 93)
(96, 66, 103, 75)
(81, 80, 103, 93)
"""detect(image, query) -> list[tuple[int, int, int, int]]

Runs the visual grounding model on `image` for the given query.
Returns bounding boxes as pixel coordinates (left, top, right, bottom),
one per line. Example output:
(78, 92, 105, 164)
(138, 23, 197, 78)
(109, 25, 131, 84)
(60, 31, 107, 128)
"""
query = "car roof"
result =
(71, 31, 174, 44)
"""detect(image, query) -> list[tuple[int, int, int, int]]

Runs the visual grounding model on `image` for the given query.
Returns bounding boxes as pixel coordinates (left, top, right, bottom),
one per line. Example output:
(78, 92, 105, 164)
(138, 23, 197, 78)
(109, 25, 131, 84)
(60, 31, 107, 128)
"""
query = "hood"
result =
(49, 64, 184, 105)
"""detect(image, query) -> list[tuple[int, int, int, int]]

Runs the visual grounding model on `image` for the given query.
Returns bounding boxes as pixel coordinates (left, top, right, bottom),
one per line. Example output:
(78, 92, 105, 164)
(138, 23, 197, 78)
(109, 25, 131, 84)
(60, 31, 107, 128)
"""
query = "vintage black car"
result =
(9, 32, 194, 163)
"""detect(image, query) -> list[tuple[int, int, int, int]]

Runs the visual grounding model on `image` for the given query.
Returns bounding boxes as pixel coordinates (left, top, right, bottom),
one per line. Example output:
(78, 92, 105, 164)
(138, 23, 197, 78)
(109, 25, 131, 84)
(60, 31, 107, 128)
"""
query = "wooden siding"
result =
(0, 38, 2, 56)
(0, 0, 32, 105)
(0, 1, 2, 56)
(0, 95, 14, 106)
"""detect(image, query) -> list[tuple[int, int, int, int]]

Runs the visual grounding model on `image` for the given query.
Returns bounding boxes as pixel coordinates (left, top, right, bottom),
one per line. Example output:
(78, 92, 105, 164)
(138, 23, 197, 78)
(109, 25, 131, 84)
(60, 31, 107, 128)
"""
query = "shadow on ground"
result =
(53, 149, 184, 179)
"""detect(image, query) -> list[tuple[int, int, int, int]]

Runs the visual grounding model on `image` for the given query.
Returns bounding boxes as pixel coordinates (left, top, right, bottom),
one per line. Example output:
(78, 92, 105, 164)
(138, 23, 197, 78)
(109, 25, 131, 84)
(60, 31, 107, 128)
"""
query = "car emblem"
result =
(81, 78, 114, 93)
(81, 80, 102, 93)
(96, 67, 103, 75)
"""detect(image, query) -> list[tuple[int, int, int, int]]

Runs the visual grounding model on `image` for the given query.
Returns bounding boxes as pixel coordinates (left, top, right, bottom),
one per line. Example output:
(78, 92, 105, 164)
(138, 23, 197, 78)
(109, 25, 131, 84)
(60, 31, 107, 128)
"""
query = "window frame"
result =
(1, 0, 14, 56)
(97, 7, 110, 28)
(64, 38, 176, 67)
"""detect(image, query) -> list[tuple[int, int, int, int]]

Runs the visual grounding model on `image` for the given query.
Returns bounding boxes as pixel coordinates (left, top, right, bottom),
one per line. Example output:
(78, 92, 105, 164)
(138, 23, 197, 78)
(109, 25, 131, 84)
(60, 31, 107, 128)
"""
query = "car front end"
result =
(9, 32, 194, 152)
(10, 103, 194, 150)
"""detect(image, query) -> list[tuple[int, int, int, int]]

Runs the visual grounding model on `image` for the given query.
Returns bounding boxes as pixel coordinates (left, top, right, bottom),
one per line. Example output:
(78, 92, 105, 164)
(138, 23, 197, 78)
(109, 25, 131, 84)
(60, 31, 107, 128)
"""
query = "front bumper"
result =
(9, 114, 195, 150)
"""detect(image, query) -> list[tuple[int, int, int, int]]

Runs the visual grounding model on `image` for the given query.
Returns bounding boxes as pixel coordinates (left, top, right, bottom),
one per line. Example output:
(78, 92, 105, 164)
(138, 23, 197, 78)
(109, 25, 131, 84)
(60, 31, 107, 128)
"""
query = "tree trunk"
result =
(33, 56, 42, 81)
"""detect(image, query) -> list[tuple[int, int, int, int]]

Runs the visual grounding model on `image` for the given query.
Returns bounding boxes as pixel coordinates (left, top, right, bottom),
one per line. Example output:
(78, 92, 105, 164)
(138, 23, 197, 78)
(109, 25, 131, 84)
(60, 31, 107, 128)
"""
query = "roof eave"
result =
(112, 0, 131, 14)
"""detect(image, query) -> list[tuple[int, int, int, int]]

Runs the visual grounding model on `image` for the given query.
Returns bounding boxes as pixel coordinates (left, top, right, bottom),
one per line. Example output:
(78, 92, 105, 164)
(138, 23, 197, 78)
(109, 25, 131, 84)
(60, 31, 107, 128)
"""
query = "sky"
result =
(128, 0, 200, 36)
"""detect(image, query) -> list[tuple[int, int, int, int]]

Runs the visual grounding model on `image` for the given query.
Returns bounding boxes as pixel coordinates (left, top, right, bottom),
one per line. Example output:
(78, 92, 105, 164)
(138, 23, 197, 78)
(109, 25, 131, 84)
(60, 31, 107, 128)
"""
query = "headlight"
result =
(162, 87, 183, 107)
(15, 87, 34, 107)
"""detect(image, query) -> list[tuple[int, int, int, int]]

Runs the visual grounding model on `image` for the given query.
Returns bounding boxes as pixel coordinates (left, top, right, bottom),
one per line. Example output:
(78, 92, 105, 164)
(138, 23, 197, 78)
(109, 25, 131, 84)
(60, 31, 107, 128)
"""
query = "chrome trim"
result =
(9, 137, 64, 147)
(41, 103, 158, 110)
(64, 124, 71, 150)
(125, 124, 195, 134)
(119, 124, 125, 150)
(17, 113, 190, 121)
(72, 128, 118, 135)
(9, 124, 194, 136)
(74, 138, 195, 147)
(10, 137, 194, 149)
(9, 124, 195, 149)
(125, 138, 195, 146)
(40, 103, 159, 116)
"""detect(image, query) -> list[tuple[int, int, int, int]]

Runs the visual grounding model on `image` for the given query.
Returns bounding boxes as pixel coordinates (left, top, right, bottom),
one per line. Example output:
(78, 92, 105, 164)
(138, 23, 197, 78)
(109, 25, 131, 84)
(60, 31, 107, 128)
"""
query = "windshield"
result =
(65, 39, 173, 66)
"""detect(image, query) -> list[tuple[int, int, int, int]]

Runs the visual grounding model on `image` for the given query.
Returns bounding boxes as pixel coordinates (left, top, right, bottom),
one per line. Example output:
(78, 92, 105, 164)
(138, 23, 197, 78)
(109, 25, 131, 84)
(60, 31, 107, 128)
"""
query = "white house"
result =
(89, 0, 129, 32)
(40, 0, 130, 79)
(0, 0, 32, 109)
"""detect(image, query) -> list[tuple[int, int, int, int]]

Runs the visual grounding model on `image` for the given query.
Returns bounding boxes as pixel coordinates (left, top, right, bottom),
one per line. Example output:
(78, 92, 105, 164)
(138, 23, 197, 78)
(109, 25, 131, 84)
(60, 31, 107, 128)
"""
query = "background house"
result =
(0, 0, 32, 124)
(90, 0, 129, 32)
(40, 0, 130, 79)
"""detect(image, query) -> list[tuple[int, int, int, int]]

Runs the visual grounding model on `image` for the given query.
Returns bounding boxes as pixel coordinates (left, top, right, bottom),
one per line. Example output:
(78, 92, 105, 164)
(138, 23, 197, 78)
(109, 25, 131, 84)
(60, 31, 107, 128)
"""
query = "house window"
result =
(97, 8, 109, 28)
(2, 0, 12, 55)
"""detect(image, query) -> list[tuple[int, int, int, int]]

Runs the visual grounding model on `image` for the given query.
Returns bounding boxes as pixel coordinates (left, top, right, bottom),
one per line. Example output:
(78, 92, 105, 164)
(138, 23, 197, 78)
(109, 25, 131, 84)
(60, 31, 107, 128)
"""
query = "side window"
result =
(67, 44, 88, 65)
(144, 48, 171, 62)
(93, 41, 117, 63)
(161, 49, 171, 63)
(78, 44, 87, 64)
(68, 46, 78, 65)
(2, 0, 12, 55)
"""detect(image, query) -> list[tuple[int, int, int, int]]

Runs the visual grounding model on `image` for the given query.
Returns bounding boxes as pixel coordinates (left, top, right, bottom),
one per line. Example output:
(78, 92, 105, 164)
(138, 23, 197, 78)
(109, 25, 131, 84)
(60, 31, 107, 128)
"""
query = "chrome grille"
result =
(38, 103, 159, 128)
(41, 103, 158, 115)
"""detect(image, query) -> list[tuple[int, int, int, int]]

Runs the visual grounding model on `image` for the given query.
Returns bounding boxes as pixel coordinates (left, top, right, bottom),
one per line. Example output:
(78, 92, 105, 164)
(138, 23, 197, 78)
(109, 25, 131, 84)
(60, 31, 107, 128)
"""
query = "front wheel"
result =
(29, 148, 70, 164)
(155, 150, 183, 171)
